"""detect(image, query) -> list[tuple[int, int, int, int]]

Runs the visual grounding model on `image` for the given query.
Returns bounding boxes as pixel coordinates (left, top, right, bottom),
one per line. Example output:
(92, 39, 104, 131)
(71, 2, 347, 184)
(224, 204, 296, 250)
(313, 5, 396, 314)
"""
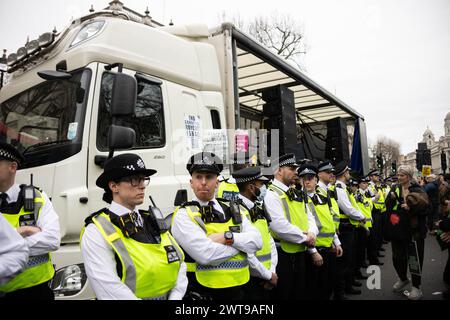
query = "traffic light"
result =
(376, 154, 383, 171)
(391, 160, 397, 175)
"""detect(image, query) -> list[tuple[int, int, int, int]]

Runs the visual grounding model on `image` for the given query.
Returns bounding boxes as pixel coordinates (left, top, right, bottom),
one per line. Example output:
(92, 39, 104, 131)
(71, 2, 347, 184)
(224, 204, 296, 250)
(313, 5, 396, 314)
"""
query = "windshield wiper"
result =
(22, 139, 73, 155)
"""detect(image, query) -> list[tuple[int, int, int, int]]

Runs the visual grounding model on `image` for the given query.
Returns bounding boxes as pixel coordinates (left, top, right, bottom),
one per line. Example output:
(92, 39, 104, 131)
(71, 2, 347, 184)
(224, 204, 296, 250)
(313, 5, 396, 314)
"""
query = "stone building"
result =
(401, 112, 450, 174)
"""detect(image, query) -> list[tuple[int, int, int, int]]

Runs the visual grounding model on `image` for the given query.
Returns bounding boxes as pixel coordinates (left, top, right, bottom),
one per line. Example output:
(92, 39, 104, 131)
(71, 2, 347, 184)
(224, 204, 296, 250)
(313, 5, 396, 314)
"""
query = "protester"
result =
(385, 165, 429, 300)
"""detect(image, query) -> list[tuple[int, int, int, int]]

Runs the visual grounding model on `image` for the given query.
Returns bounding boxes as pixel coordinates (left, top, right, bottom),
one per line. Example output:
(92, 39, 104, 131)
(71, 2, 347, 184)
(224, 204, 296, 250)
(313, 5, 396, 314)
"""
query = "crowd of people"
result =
(1, 140, 450, 300)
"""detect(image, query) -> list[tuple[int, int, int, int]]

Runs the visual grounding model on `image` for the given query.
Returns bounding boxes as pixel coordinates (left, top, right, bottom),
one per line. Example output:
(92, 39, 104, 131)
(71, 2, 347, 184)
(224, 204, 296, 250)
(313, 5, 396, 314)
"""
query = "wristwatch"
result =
(224, 231, 234, 245)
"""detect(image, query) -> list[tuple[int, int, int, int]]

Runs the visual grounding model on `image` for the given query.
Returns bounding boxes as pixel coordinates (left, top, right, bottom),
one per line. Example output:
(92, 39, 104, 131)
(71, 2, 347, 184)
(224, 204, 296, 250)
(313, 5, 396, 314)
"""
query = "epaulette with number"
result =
(84, 208, 108, 226)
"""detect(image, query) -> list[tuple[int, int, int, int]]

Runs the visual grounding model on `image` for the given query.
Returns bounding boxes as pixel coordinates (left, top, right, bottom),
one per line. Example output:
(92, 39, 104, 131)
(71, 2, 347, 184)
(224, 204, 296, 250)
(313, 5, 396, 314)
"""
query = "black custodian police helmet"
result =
(233, 166, 269, 184)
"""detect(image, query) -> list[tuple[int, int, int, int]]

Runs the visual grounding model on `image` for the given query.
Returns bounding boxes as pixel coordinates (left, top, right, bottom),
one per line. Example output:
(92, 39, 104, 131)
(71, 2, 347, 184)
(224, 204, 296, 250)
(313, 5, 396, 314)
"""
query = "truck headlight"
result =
(50, 264, 87, 297)
(70, 20, 105, 48)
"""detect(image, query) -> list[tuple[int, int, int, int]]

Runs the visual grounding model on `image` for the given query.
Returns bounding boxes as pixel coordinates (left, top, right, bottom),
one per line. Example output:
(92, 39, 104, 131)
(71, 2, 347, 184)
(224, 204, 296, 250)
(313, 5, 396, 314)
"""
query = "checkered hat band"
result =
(0, 149, 20, 163)
(279, 159, 296, 167)
(235, 174, 263, 184)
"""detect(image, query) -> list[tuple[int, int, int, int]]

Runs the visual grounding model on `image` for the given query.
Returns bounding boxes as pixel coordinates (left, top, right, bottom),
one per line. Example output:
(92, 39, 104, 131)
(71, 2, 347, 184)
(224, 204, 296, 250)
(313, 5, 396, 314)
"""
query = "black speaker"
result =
(325, 117, 349, 164)
(261, 85, 297, 156)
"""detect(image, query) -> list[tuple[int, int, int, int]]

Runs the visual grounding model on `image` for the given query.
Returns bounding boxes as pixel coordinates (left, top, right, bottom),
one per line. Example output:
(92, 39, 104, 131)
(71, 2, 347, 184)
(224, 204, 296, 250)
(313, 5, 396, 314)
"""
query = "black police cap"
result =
(277, 153, 299, 168)
(297, 164, 318, 177)
(0, 142, 24, 165)
(96, 153, 156, 189)
(233, 166, 269, 184)
(368, 169, 380, 176)
(334, 161, 351, 177)
(186, 152, 223, 175)
(318, 161, 334, 173)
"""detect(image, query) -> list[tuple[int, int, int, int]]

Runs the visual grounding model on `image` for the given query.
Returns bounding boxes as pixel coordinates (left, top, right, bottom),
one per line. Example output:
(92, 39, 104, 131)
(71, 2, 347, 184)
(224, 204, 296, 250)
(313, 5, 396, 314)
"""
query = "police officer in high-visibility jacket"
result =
(264, 153, 318, 300)
(368, 169, 386, 264)
(0, 142, 60, 300)
(233, 166, 278, 300)
(217, 152, 250, 201)
(333, 161, 366, 299)
(353, 177, 374, 273)
(81, 153, 187, 300)
(299, 164, 343, 300)
(317, 161, 341, 231)
(171, 152, 262, 300)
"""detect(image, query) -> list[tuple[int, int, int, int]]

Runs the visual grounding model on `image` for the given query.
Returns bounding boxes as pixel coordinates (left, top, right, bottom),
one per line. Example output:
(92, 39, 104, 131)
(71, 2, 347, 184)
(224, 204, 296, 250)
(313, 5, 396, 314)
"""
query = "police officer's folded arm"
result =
(265, 191, 308, 244)
(336, 188, 365, 221)
(23, 191, 61, 256)
(171, 208, 240, 266)
(231, 215, 263, 254)
(0, 215, 30, 285)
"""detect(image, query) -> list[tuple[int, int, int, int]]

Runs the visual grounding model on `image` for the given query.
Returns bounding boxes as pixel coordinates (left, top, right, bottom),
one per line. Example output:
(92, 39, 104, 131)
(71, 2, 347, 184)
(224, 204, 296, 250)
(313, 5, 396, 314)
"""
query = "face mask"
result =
(256, 184, 267, 202)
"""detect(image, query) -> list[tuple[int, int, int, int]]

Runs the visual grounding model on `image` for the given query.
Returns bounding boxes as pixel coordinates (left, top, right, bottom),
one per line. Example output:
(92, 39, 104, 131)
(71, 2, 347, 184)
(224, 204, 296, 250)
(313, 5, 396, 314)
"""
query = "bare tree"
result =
(219, 11, 308, 70)
(369, 136, 401, 177)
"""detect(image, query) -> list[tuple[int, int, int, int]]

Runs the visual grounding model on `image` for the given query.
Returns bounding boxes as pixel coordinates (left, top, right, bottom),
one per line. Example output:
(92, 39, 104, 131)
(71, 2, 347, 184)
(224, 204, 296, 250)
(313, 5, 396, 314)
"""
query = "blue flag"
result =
(350, 120, 363, 176)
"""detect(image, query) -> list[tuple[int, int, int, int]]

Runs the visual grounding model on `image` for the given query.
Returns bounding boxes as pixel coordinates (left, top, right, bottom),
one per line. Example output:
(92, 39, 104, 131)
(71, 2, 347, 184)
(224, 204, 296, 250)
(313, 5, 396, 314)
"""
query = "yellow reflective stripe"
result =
(95, 215, 137, 293)
(186, 262, 196, 273)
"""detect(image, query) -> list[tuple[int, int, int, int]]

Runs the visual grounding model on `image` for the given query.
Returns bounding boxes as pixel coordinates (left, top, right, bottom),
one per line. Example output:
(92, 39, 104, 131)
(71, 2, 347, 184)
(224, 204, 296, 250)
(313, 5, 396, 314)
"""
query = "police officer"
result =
(264, 153, 318, 300)
(81, 153, 187, 300)
(317, 161, 341, 231)
(368, 169, 386, 263)
(171, 152, 262, 300)
(0, 142, 60, 300)
(0, 214, 29, 287)
(233, 166, 278, 300)
(333, 161, 366, 298)
(299, 164, 342, 300)
(217, 152, 251, 201)
(354, 177, 374, 272)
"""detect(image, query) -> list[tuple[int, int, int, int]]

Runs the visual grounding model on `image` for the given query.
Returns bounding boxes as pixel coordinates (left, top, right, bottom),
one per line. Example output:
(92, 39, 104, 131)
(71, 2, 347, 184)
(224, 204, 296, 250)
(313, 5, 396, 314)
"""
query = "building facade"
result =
(402, 112, 450, 174)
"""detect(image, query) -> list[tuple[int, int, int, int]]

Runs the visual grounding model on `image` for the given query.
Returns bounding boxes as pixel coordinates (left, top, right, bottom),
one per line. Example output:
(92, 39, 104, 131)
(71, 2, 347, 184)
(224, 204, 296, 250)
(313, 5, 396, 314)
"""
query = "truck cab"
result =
(0, 8, 368, 299)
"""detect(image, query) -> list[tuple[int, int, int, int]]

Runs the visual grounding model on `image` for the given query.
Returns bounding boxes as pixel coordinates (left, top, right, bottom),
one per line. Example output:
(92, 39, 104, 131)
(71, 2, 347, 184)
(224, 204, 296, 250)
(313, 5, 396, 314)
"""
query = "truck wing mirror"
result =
(37, 70, 72, 81)
(110, 73, 137, 117)
(174, 189, 188, 206)
(108, 125, 135, 150)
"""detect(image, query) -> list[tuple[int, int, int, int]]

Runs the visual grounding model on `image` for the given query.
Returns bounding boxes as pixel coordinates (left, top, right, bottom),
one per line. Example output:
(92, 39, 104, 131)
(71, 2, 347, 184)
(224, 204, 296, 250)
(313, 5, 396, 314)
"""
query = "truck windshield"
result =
(0, 69, 91, 168)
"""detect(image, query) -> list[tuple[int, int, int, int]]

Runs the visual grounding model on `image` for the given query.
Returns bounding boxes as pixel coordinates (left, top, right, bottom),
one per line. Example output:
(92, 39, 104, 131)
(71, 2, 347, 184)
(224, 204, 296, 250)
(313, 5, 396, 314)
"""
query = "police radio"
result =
(23, 174, 35, 212)
(229, 199, 242, 225)
(148, 195, 169, 233)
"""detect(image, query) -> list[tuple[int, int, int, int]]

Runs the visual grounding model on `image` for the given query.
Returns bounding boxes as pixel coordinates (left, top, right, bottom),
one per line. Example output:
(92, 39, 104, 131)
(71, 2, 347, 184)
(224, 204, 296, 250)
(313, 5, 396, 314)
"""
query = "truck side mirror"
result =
(37, 70, 72, 81)
(108, 125, 135, 150)
(174, 189, 188, 206)
(110, 73, 137, 117)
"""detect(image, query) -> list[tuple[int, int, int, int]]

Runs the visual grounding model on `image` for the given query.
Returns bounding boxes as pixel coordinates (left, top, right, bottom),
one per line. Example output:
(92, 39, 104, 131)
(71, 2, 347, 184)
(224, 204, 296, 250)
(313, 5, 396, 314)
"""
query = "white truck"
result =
(0, 8, 369, 299)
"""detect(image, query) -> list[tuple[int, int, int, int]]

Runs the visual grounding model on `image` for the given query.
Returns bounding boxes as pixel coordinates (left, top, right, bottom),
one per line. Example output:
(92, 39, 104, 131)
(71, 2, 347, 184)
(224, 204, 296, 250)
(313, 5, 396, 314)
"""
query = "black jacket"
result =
(385, 182, 429, 239)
